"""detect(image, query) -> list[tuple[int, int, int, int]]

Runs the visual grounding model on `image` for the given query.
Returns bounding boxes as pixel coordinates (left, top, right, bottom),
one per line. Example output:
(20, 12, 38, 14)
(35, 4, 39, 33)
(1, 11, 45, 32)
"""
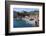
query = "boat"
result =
(22, 18, 36, 26)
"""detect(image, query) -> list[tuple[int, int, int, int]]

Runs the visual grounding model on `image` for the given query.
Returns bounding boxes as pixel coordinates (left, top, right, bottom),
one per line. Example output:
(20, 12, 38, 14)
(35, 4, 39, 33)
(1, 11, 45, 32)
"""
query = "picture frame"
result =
(5, 1, 45, 35)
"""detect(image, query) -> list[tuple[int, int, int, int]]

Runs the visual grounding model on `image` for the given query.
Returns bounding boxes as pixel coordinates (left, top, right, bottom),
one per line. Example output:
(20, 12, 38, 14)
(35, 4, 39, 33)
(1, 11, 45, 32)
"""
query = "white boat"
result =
(22, 18, 36, 26)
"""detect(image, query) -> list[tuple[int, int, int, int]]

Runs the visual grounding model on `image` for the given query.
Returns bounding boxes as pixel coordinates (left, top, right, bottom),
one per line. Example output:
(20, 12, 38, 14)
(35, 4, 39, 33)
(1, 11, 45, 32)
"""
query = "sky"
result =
(13, 8, 39, 12)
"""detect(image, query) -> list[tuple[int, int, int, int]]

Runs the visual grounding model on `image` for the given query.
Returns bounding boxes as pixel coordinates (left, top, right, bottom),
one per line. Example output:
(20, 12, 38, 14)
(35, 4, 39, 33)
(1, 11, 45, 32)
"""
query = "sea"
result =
(13, 18, 34, 28)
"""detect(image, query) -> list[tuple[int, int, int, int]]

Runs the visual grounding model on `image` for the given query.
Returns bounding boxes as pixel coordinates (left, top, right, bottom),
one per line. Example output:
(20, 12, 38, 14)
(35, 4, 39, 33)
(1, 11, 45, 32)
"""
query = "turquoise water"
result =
(13, 18, 34, 28)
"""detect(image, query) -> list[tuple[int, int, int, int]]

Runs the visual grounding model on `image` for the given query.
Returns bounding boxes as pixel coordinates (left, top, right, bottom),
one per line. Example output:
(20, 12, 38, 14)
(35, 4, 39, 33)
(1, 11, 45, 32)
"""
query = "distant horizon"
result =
(13, 8, 39, 12)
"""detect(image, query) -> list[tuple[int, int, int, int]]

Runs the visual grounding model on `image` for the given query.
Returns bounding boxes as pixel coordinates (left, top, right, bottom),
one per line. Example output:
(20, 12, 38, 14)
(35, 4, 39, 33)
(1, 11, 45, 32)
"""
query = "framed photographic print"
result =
(5, 1, 45, 35)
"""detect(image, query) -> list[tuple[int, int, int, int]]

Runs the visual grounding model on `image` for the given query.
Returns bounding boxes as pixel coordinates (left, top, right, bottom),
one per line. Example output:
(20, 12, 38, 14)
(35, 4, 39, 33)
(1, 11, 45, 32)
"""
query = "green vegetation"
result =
(13, 10, 39, 18)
